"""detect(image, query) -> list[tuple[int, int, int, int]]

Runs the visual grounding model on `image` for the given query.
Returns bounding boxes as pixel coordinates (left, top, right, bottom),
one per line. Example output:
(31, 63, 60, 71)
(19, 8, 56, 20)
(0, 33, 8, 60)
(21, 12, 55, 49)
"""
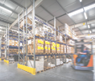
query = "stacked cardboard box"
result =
(28, 60, 44, 72)
(65, 24, 73, 38)
(56, 59, 61, 65)
(56, 43, 60, 54)
(20, 17, 32, 29)
(45, 41, 50, 54)
(51, 42, 56, 54)
(64, 45, 66, 53)
(71, 47, 74, 53)
(67, 46, 71, 53)
(60, 45, 64, 54)
(28, 57, 44, 72)
(28, 38, 44, 54)
(9, 40, 18, 46)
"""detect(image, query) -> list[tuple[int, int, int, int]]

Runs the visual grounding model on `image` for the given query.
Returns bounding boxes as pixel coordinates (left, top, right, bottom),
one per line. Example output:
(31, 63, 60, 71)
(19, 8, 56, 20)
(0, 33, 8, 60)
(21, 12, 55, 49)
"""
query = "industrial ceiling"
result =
(0, 0, 95, 37)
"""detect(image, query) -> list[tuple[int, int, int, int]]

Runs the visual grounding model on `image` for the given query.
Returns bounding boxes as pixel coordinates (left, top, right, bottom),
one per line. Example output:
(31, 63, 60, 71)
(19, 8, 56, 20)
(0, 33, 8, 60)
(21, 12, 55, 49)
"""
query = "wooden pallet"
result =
(56, 64, 63, 67)
(37, 70, 44, 73)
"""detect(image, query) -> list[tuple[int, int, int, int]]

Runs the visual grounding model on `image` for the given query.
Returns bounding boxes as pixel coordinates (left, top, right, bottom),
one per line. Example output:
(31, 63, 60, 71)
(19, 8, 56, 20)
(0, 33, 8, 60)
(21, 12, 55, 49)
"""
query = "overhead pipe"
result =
(70, 19, 95, 29)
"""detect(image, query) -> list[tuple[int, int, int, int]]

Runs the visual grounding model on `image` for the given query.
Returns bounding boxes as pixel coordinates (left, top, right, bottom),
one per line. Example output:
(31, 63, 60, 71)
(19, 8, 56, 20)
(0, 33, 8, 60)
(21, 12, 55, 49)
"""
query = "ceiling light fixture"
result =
(90, 31, 92, 33)
(0, 30, 1, 31)
(84, 12, 87, 19)
(68, 8, 83, 17)
(84, 4, 95, 11)
(79, 0, 82, 2)
(0, 6, 12, 13)
(88, 25, 90, 28)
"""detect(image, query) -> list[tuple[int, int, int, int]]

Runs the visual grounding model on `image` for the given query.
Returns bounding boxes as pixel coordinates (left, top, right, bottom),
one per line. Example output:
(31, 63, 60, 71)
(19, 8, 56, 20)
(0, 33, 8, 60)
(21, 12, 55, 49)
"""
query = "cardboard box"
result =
(56, 43, 61, 54)
(9, 40, 14, 46)
(44, 41, 50, 54)
(28, 60, 44, 72)
(14, 41, 18, 46)
(60, 45, 64, 54)
(20, 17, 32, 28)
(28, 39, 44, 54)
(51, 42, 56, 54)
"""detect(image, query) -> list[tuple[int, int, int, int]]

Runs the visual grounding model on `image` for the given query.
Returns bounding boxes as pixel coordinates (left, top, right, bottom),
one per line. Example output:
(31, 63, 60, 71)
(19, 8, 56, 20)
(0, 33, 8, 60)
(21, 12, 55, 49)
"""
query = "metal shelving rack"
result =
(17, 0, 75, 74)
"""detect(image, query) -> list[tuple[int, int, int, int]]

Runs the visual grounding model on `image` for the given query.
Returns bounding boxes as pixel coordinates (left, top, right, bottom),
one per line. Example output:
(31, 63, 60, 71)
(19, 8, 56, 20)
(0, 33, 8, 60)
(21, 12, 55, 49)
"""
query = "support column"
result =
(33, 0, 36, 68)
(26, 8, 28, 66)
(23, 9, 25, 65)
(18, 14, 20, 64)
(7, 24, 9, 60)
(54, 17, 56, 66)
(0, 38, 1, 58)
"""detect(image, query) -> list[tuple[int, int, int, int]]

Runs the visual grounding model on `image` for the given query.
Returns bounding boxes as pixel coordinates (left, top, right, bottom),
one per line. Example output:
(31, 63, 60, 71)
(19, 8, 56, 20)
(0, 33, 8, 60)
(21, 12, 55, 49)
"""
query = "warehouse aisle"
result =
(0, 61, 93, 81)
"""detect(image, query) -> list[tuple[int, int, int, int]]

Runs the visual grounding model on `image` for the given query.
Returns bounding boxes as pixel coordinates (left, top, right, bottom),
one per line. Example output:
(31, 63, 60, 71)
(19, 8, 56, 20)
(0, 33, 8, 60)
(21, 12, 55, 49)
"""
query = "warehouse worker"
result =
(77, 47, 89, 63)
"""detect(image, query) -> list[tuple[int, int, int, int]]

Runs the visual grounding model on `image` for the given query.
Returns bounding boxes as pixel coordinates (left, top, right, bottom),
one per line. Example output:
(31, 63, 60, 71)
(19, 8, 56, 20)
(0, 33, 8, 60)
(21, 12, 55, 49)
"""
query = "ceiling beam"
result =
(48, 1, 95, 24)
(0, 3, 18, 14)
(75, 27, 95, 32)
(40, 5, 64, 26)
(76, 33, 95, 38)
(55, 0, 76, 24)
(9, 0, 43, 29)
(10, 0, 25, 9)
(0, 17, 12, 24)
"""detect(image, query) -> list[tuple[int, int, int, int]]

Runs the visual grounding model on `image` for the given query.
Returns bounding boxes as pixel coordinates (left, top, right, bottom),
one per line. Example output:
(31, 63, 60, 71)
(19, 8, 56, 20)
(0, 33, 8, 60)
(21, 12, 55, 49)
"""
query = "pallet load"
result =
(51, 42, 56, 54)
(64, 45, 66, 53)
(44, 41, 51, 54)
(9, 40, 18, 46)
(60, 44, 64, 54)
(20, 17, 32, 29)
(28, 56, 44, 72)
(65, 24, 72, 38)
(56, 43, 61, 54)
(71, 47, 74, 54)
(28, 38, 44, 55)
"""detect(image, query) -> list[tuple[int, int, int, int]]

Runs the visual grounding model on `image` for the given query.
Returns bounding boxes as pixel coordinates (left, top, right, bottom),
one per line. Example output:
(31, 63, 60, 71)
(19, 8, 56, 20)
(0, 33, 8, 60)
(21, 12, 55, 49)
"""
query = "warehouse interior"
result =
(0, 0, 95, 81)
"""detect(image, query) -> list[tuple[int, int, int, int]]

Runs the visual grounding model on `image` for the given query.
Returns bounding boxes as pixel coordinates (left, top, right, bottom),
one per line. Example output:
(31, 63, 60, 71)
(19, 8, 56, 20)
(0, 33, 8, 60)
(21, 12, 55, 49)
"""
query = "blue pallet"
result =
(1, 50, 5, 51)
(8, 46, 22, 49)
(27, 54, 73, 57)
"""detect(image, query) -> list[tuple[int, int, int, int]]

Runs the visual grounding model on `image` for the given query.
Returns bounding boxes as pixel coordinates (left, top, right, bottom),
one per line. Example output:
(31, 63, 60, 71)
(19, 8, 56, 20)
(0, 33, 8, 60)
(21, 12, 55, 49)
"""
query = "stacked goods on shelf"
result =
(51, 42, 56, 54)
(1, 40, 5, 59)
(64, 45, 66, 53)
(20, 17, 32, 29)
(28, 38, 44, 54)
(67, 39, 74, 46)
(9, 40, 18, 46)
(65, 24, 72, 38)
(28, 56, 44, 72)
(56, 43, 61, 54)
(56, 35, 63, 43)
(67, 46, 71, 53)
(60, 45, 64, 54)
(71, 47, 74, 53)
(44, 41, 51, 54)
(51, 58, 63, 65)
(44, 56, 55, 69)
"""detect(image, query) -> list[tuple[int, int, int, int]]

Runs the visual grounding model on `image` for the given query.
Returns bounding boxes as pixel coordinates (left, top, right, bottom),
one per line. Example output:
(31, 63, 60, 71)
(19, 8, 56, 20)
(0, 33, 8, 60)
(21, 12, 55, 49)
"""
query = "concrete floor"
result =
(0, 61, 93, 81)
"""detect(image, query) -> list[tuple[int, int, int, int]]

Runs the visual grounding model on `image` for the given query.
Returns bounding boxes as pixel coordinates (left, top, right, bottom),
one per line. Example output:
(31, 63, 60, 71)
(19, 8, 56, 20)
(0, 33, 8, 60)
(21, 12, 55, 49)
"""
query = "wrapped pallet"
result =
(71, 47, 74, 54)
(51, 42, 56, 54)
(14, 41, 18, 46)
(67, 46, 71, 53)
(20, 17, 32, 29)
(28, 38, 44, 54)
(60, 44, 64, 54)
(28, 60, 44, 72)
(9, 40, 14, 46)
(56, 43, 61, 54)
(56, 58, 61, 65)
(44, 41, 50, 54)
(64, 45, 66, 53)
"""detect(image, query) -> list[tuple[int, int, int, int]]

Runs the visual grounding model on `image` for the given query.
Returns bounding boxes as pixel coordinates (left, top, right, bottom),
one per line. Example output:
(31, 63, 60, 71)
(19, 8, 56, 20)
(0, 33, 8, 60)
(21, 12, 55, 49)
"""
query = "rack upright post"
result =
(33, 0, 36, 68)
